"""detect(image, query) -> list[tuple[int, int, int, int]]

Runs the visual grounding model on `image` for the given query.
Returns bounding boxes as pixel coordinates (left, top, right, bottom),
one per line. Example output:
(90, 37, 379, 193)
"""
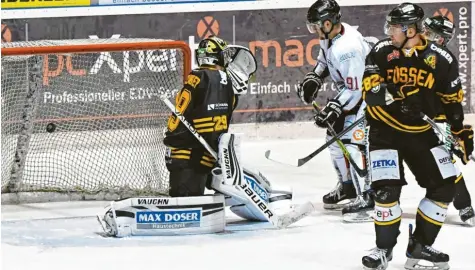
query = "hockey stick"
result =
(421, 113, 475, 162)
(312, 102, 368, 177)
(265, 116, 365, 167)
(160, 92, 315, 228)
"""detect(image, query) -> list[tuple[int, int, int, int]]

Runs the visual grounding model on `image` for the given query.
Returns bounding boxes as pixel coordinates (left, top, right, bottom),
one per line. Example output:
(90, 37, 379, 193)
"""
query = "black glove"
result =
(297, 72, 324, 104)
(314, 99, 342, 128)
(452, 125, 474, 164)
(398, 81, 421, 119)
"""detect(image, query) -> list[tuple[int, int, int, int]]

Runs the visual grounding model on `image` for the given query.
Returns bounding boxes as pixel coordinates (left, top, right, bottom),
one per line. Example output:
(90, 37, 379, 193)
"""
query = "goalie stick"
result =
(312, 102, 368, 177)
(421, 113, 475, 162)
(265, 116, 365, 167)
(160, 92, 315, 229)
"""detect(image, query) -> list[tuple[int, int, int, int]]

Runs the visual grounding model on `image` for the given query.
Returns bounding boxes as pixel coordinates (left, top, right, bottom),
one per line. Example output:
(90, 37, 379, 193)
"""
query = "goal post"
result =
(1, 38, 192, 204)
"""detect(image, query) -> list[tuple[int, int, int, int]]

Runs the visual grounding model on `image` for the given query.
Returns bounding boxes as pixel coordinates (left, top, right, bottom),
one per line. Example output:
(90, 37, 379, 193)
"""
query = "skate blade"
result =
(462, 216, 475, 227)
(324, 199, 354, 211)
(404, 258, 450, 270)
(363, 265, 388, 270)
(343, 211, 373, 223)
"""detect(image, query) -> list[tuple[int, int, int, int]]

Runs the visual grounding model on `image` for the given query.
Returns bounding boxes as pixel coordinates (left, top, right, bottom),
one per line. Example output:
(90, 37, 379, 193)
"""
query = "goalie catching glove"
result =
(297, 71, 324, 104)
(452, 125, 474, 164)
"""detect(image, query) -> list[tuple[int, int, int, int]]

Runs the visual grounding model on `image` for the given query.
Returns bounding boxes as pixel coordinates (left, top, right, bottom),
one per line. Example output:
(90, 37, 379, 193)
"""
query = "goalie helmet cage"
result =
(1, 38, 191, 204)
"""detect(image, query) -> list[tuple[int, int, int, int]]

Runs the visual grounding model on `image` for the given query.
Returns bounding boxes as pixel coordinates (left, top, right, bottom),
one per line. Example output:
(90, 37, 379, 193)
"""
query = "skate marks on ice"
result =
(1, 213, 316, 248)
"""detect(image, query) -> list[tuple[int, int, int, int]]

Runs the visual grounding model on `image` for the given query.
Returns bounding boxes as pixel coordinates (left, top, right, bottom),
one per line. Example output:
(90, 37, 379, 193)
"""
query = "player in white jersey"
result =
(297, 0, 373, 222)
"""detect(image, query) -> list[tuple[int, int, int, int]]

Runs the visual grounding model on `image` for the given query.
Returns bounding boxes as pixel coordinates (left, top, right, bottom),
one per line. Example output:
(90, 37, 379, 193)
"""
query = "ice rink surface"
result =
(2, 137, 475, 270)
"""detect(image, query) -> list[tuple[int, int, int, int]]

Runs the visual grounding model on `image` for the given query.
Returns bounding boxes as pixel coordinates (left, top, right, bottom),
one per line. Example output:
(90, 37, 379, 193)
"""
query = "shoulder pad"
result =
(185, 69, 206, 88)
(372, 38, 394, 53)
(428, 42, 455, 64)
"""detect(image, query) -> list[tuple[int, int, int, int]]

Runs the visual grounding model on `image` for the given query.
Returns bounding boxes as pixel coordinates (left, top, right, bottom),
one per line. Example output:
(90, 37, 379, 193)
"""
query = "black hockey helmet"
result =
(195, 35, 228, 67)
(306, 0, 341, 36)
(423, 16, 455, 46)
(385, 2, 425, 33)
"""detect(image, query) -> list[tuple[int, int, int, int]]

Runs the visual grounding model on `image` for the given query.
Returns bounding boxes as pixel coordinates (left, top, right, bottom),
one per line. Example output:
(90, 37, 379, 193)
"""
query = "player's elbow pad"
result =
(364, 83, 393, 106)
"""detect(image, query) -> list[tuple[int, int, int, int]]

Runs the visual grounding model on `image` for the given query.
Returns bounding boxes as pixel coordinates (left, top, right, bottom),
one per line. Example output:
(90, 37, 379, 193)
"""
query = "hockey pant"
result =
(210, 133, 293, 221)
(435, 121, 472, 210)
(328, 101, 369, 194)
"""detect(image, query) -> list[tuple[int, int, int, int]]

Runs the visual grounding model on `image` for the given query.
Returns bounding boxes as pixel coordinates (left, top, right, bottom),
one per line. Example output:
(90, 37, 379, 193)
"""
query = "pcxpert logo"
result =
(42, 34, 178, 86)
(434, 7, 470, 107)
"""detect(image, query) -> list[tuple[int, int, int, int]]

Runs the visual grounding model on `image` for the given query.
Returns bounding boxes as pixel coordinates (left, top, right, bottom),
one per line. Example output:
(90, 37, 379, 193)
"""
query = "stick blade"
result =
(276, 201, 316, 228)
(264, 150, 299, 167)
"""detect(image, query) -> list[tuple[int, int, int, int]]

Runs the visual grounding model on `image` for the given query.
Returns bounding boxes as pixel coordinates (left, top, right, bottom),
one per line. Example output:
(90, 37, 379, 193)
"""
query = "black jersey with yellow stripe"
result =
(163, 65, 235, 169)
(362, 37, 464, 133)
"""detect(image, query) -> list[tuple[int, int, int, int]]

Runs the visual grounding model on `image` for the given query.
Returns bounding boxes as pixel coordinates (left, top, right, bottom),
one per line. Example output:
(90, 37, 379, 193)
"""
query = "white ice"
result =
(2, 137, 475, 270)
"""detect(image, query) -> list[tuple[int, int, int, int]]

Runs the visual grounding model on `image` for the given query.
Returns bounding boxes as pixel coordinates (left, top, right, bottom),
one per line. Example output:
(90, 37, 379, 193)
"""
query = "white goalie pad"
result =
(211, 133, 293, 222)
(97, 195, 225, 237)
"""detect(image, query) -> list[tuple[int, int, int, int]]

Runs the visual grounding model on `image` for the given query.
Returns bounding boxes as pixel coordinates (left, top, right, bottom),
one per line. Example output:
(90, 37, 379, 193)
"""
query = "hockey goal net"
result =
(1, 38, 191, 204)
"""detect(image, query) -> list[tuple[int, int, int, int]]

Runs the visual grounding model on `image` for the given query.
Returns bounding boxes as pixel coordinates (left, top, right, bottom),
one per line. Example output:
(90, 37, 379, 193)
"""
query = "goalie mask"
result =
(223, 45, 257, 95)
(195, 35, 228, 67)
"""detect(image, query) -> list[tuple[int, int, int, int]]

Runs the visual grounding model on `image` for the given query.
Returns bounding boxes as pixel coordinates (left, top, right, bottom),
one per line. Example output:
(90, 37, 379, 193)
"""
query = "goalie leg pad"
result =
(218, 133, 244, 186)
(229, 171, 292, 222)
(212, 166, 293, 222)
(97, 196, 225, 237)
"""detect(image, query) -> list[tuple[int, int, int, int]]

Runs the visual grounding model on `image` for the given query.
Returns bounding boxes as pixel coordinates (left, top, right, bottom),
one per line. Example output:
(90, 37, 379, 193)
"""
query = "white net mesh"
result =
(1, 38, 189, 203)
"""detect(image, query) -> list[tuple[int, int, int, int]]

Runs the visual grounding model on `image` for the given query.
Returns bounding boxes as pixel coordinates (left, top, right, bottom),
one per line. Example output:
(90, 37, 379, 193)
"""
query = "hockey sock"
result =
(453, 176, 472, 210)
(413, 198, 448, 246)
(374, 186, 402, 249)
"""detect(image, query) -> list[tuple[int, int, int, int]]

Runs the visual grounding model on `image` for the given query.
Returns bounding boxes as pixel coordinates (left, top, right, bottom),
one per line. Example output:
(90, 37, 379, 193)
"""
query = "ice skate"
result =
(405, 224, 450, 270)
(342, 190, 374, 222)
(362, 247, 393, 270)
(459, 206, 475, 227)
(323, 181, 357, 210)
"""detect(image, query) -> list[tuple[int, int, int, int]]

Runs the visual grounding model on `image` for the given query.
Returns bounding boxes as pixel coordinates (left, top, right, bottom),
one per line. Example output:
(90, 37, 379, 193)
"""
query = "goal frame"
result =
(1, 40, 192, 81)
(1, 39, 192, 204)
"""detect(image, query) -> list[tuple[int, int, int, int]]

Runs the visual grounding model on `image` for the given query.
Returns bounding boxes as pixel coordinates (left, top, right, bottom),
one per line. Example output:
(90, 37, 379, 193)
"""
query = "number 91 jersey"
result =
(163, 66, 236, 170)
(315, 22, 371, 111)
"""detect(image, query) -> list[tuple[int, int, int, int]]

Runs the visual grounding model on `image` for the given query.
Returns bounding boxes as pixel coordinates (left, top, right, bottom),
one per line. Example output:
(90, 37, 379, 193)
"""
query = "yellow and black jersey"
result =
(163, 65, 236, 169)
(362, 37, 464, 133)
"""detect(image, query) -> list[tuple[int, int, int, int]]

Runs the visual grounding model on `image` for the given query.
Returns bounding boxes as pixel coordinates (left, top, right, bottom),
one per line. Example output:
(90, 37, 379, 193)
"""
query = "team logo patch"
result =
(387, 50, 400, 62)
(424, 54, 437, 69)
(353, 129, 365, 141)
(186, 74, 201, 88)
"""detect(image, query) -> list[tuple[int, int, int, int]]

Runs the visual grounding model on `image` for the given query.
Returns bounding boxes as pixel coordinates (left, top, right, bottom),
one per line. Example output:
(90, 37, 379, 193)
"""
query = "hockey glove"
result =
(452, 125, 474, 164)
(297, 72, 324, 104)
(398, 81, 421, 119)
(314, 99, 342, 128)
